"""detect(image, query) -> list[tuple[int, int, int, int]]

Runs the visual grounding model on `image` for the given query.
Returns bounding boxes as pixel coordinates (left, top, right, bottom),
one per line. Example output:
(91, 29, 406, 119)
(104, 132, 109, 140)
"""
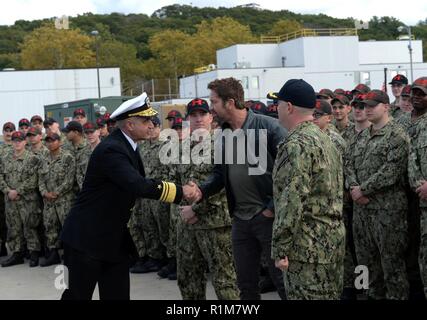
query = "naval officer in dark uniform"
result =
(60, 93, 197, 300)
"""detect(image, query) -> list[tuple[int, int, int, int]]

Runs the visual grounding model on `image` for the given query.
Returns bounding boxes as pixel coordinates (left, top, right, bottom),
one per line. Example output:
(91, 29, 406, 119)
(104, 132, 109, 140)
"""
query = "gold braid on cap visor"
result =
(128, 107, 158, 118)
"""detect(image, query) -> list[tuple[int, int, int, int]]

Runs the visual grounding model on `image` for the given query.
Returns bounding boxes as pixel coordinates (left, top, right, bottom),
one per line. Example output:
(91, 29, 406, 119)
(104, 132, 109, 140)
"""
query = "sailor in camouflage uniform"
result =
(395, 85, 414, 131)
(38, 133, 76, 267)
(407, 77, 427, 299)
(346, 90, 410, 299)
(26, 127, 49, 256)
(272, 80, 345, 300)
(393, 81, 425, 299)
(331, 95, 355, 143)
(0, 131, 42, 267)
(341, 94, 372, 299)
(73, 122, 101, 190)
(129, 116, 171, 275)
(0, 122, 15, 257)
(62, 121, 91, 192)
(388, 74, 408, 120)
(313, 99, 347, 156)
(176, 99, 239, 300)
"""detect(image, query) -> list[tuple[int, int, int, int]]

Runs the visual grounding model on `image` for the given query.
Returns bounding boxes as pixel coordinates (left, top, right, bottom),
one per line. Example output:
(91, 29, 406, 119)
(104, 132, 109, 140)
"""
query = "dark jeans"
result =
(61, 244, 130, 300)
(232, 212, 287, 300)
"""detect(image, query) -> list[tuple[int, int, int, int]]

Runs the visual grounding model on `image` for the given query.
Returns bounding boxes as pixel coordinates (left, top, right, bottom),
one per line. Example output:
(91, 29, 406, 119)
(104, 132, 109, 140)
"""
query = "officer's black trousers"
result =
(232, 212, 287, 300)
(61, 244, 130, 300)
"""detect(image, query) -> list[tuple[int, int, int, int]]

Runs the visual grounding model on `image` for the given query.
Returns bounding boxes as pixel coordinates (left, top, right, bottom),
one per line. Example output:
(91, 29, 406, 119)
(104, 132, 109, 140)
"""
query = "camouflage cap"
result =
(333, 88, 346, 95)
(44, 132, 61, 142)
(11, 131, 26, 141)
(363, 90, 390, 106)
(83, 122, 97, 133)
(3, 122, 16, 131)
(400, 85, 412, 97)
(316, 88, 335, 99)
(166, 110, 183, 120)
(314, 99, 333, 115)
(73, 108, 86, 117)
(331, 94, 350, 106)
(18, 118, 30, 127)
(412, 77, 427, 94)
(389, 74, 408, 86)
(26, 127, 42, 136)
(351, 84, 371, 94)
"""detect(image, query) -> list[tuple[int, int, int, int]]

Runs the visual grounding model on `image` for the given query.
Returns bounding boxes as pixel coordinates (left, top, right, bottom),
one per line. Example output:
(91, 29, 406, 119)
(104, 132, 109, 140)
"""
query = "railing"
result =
(260, 28, 358, 43)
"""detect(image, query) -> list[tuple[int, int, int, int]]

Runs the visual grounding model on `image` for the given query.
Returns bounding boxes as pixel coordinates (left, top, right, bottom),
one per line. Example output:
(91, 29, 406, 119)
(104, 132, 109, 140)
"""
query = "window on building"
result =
(252, 76, 259, 89)
(361, 72, 371, 86)
(242, 76, 249, 89)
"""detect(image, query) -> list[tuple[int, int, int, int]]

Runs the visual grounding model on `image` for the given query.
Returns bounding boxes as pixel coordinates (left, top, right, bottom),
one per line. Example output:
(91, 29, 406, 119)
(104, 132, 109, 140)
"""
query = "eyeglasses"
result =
(313, 112, 327, 119)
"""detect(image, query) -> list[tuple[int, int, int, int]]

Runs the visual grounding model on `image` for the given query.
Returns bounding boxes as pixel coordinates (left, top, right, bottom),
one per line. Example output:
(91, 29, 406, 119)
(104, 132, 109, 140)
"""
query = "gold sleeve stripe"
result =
(164, 182, 177, 203)
(161, 181, 169, 202)
(159, 181, 167, 201)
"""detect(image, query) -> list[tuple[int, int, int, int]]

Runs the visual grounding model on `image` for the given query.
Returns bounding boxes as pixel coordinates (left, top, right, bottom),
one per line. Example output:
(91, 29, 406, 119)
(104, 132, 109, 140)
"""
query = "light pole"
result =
(397, 25, 414, 83)
(91, 30, 101, 98)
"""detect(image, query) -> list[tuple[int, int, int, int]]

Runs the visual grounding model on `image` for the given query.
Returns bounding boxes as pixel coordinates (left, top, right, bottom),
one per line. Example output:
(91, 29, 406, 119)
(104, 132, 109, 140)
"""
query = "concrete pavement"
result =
(0, 256, 280, 300)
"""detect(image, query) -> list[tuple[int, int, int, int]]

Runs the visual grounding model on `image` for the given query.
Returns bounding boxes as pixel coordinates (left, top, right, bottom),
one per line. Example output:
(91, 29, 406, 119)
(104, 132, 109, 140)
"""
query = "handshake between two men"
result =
(180, 181, 204, 225)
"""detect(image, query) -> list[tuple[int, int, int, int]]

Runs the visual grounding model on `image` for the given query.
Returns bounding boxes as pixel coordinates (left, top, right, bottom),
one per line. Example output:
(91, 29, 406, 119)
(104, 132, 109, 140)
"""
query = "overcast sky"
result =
(1, 0, 426, 26)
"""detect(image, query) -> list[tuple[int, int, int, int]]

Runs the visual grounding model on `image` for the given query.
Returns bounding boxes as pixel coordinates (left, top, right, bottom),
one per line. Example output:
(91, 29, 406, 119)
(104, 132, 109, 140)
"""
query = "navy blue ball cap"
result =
(276, 79, 316, 109)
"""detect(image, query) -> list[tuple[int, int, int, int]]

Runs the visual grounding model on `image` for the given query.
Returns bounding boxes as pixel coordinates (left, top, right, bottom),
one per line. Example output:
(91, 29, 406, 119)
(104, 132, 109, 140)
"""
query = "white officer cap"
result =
(111, 92, 158, 121)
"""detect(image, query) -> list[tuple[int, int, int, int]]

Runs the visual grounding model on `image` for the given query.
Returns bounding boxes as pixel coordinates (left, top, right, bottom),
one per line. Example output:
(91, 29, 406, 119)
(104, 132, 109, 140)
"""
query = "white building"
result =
(0, 67, 121, 127)
(180, 33, 426, 102)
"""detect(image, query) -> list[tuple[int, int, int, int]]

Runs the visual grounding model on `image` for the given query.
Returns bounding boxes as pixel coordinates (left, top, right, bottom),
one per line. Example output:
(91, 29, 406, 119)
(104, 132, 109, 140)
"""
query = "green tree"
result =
(20, 24, 94, 69)
(268, 19, 303, 36)
(190, 17, 257, 67)
(98, 39, 145, 95)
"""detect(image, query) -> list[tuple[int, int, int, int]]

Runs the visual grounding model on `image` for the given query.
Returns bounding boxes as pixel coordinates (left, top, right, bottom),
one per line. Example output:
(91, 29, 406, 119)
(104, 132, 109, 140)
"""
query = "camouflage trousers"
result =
(343, 201, 357, 289)
(5, 196, 41, 253)
(0, 192, 6, 247)
(420, 207, 427, 299)
(167, 204, 180, 259)
(283, 260, 343, 300)
(176, 220, 239, 300)
(128, 199, 147, 258)
(141, 199, 170, 260)
(43, 199, 72, 249)
(353, 206, 409, 299)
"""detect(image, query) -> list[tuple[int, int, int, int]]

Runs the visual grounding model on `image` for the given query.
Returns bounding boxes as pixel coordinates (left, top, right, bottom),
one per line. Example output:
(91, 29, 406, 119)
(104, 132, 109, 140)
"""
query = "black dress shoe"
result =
(1, 252, 24, 267)
(29, 251, 40, 268)
(40, 249, 61, 267)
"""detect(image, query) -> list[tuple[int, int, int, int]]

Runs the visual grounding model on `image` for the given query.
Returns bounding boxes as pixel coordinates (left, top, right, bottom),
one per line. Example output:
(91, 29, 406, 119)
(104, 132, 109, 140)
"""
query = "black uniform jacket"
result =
(61, 129, 182, 262)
